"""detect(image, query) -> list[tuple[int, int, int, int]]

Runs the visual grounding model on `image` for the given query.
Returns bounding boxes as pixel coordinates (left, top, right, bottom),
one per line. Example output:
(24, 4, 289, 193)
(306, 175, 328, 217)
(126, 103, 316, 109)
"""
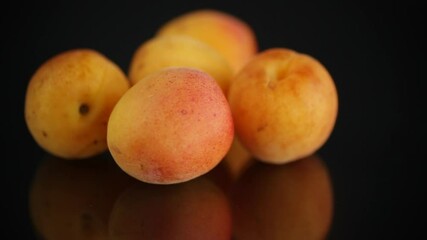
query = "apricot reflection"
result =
(108, 175, 232, 240)
(29, 153, 135, 240)
(231, 154, 334, 240)
(29, 152, 331, 240)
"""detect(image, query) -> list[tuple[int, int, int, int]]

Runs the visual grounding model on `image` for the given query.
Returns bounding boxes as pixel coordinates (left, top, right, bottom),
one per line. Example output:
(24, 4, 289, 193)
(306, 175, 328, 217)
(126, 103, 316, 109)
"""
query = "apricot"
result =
(108, 177, 232, 240)
(223, 137, 253, 181)
(203, 159, 234, 195)
(29, 153, 135, 240)
(228, 48, 338, 164)
(232, 154, 334, 240)
(24, 49, 130, 159)
(128, 35, 232, 94)
(156, 9, 258, 73)
(107, 67, 234, 184)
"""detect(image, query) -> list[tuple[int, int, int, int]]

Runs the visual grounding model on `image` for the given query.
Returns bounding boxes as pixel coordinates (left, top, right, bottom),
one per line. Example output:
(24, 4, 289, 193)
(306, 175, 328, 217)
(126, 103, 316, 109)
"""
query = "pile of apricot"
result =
(25, 9, 338, 185)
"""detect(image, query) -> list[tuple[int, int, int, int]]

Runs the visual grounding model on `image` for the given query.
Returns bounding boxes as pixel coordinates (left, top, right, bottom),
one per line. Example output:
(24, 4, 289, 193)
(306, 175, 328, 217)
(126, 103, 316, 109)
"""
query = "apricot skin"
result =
(128, 35, 232, 94)
(223, 137, 253, 181)
(107, 67, 234, 184)
(228, 48, 338, 164)
(24, 49, 130, 159)
(156, 9, 258, 73)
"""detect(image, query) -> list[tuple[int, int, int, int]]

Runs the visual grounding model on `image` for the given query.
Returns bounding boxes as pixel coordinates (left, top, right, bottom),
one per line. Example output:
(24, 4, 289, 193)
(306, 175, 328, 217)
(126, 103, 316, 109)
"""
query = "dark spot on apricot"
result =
(93, 140, 98, 145)
(268, 81, 277, 89)
(42, 131, 48, 137)
(137, 62, 145, 70)
(140, 164, 144, 170)
(180, 109, 187, 115)
(110, 145, 122, 155)
(257, 123, 268, 132)
(79, 103, 89, 115)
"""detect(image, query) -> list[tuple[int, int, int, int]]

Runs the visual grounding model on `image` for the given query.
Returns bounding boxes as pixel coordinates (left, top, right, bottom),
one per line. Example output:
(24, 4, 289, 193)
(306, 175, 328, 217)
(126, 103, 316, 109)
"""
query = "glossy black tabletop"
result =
(28, 152, 333, 239)
(2, 0, 423, 239)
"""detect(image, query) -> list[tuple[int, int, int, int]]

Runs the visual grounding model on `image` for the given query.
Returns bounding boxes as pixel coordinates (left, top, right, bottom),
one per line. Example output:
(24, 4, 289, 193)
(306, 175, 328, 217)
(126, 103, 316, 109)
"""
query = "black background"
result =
(1, 0, 424, 239)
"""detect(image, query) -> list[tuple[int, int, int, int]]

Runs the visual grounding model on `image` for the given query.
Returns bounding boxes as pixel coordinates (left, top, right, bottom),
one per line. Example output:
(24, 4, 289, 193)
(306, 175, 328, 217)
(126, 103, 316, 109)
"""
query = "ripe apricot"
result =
(25, 49, 130, 159)
(156, 9, 258, 73)
(228, 48, 338, 164)
(107, 67, 234, 184)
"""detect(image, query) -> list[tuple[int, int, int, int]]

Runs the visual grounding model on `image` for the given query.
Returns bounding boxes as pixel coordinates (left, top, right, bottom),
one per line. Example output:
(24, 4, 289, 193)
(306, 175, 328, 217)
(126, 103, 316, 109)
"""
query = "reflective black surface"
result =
(28, 152, 332, 240)
(2, 0, 423, 239)
(29, 153, 134, 239)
